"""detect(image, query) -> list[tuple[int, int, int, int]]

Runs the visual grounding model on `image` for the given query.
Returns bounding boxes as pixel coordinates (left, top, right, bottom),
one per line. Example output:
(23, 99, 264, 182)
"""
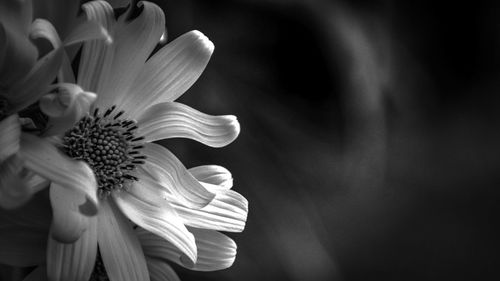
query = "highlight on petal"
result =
(8, 47, 63, 113)
(49, 183, 92, 243)
(189, 165, 233, 189)
(40, 83, 96, 136)
(0, 226, 47, 267)
(168, 186, 248, 233)
(138, 227, 237, 272)
(113, 177, 197, 264)
(121, 30, 214, 117)
(147, 258, 181, 281)
(98, 200, 150, 281)
(78, 0, 116, 92)
(63, 19, 112, 46)
(140, 143, 215, 209)
(19, 133, 98, 217)
(30, 18, 62, 49)
(137, 102, 240, 148)
(94, 0, 165, 110)
(47, 216, 97, 281)
(0, 114, 21, 161)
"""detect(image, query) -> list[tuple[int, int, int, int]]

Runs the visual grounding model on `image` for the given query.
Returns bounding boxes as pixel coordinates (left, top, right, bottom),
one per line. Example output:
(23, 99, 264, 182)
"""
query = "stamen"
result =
(62, 106, 146, 199)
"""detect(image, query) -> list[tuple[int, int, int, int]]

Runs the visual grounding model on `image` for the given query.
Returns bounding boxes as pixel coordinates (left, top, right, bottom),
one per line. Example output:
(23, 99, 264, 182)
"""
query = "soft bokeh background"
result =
(4, 0, 500, 280)
(152, 0, 500, 280)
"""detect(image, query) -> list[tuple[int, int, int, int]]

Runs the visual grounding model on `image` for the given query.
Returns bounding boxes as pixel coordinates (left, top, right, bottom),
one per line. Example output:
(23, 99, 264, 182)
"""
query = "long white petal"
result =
(140, 143, 215, 209)
(78, 0, 115, 92)
(121, 30, 213, 116)
(147, 258, 181, 281)
(113, 177, 197, 264)
(170, 188, 248, 233)
(19, 133, 98, 216)
(139, 227, 237, 271)
(94, 1, 165, 110)
(137, 102, 240, 147)
(47, 217, 97, 281)
(97, 200, 149, 281)
(188, 165, 233, 189)
(0, 114, 20, 161)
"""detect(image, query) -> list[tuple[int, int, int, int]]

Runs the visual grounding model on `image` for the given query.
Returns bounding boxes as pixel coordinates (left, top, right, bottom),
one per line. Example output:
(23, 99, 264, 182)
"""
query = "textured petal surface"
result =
(168, 186, 248, 233)
(147, 258, 181, 281)
(120, 30, 214, 117)
(93, 1, 165, 110)
(47, 217, 97, 281)
(97, 200, 150, 281)
(140, 142, 215, 208)
(49, 183, 92, 243)
(0, 154, 32, 209)
(139, 227, 237, 271)
(137, 102, 240, 147)
(114, 177, 197, 264)
(0, 114, 20, 161)
(78, 0, 115, 92)
(189, 165, 233, 189)
(19, 133, 98, 215)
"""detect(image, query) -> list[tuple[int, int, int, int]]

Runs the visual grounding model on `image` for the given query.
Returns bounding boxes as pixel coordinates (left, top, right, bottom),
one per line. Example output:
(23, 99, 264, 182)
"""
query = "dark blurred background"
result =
(148, 0, 500, 280)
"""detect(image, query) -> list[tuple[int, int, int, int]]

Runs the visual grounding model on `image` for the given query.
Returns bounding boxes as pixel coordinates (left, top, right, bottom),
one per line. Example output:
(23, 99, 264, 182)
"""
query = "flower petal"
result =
(97, 200, 150, 281)
(78, 0, 115, 92)
(40, 83, 96, 136)
(8, 47, 63, 113)
(0, 226, 47, 266)
(32, 0, 80, 39)
(113, 177, 197, 264)
(140, 142, 215, 208)
(169, 187, 248, 233)
(120, 30, 213, 116)
(188, 165, 233, 189)
(19, 133, 98, 217)
(138, 227, 237, 271)
(93, 1, 165, 110)
(47, 216, 97, 281)
(30, 18, 62, 49)
(147, 258, 181, 281)
(49, 183, 91, 243)
(0, 114, 20, 161)
(63, 19, 112, 47)
(137, 102, 240, 147)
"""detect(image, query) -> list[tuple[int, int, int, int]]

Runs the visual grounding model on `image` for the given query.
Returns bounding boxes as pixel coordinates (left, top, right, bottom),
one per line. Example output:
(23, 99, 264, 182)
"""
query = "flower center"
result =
(62, 106, 146, 199)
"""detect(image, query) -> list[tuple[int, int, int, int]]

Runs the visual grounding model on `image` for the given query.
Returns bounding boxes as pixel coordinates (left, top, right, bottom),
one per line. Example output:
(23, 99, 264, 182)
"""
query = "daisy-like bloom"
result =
(17, 1, 247, 280)
(0, 0, 110, 209)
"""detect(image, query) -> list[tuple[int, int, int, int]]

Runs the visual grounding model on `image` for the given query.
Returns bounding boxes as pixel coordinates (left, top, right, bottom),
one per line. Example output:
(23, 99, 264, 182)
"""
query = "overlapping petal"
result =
(120, 30, 214, 117)
(0, 154, 31, 209)
(114, 176, 197, 264)
(78, 0, 115, 92)
(147, 258, 181, 281)
(138, 227, 237, 271)
(49, 183, 92, 243)
(0, 114, 20, 161)
(92, 1, 165, 110)
(140, 142, 215, 208)
(189, 165, 234, 189)
(137, 102, 240, 147)
(47, 217, 97, 281)
(168, 186, 248, 233)
(98, 200, 150, 281)
(19, 134, 98, 217)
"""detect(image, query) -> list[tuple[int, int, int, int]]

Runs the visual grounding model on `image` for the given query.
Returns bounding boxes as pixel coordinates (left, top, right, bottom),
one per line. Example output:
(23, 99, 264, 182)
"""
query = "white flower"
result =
(16, 1, 247, 280)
